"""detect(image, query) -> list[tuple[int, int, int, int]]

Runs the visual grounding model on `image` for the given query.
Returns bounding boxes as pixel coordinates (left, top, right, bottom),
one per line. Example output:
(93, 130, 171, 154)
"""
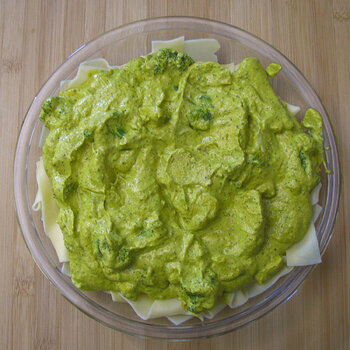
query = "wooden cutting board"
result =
(1, 0, 349, 349)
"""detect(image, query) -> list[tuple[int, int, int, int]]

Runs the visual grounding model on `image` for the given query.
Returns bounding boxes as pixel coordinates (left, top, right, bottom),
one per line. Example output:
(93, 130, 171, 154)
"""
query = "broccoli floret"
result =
(299, 149, 307, 170)
(147, 48, 195, 74)
(63, 181, 76, 199)
(185, 94, 213, 130)
(40, 96, 73, 129)
(106, 110, 126, 138)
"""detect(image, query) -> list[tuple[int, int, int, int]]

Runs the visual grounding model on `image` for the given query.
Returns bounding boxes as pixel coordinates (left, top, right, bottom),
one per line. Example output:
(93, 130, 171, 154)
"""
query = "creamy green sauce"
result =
(40, 49, 324, 314)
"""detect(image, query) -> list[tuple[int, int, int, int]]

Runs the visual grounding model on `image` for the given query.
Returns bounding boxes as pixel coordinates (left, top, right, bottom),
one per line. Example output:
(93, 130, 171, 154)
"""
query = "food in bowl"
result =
(33, 37, 324, 323)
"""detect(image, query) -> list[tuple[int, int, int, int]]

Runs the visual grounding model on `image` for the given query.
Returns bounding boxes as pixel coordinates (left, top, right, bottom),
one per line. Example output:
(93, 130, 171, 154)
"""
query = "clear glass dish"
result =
(14, 17, 341, 340)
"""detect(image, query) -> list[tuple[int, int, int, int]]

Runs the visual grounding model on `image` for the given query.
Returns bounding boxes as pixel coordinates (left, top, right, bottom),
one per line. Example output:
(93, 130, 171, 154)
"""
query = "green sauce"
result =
(266, 62, 282, 77)
(40, 49, 324, 314)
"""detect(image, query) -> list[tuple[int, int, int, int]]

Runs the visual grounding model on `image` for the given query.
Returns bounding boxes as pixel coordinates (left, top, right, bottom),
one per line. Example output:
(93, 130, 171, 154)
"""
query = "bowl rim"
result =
(13, 16, 341, 340)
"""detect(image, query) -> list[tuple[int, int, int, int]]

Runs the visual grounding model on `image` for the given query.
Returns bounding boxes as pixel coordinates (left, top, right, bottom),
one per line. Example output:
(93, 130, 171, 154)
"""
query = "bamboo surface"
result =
(1, 1, 349, 349)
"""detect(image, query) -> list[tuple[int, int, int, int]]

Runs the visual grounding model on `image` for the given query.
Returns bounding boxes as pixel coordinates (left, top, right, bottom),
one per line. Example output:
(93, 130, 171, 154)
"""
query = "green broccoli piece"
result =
(299, 150, 307, 170)
(147, 48, 195, 74)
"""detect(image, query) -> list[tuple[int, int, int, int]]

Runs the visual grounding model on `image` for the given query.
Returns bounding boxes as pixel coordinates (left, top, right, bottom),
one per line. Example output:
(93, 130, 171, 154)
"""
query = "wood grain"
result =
(1, 0, 349, 349)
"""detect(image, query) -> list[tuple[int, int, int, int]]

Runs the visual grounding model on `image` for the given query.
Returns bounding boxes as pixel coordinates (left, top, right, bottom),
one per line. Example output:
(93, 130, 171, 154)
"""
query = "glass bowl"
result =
(14, 17, 341, 340)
